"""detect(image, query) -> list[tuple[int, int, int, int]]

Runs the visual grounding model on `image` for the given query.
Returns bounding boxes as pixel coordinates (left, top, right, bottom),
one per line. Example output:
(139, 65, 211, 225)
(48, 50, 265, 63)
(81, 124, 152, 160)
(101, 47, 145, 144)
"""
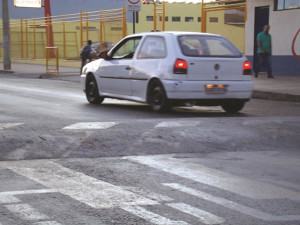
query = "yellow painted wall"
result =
(128, 3, 245, 52)
(0, 19, 123, 59)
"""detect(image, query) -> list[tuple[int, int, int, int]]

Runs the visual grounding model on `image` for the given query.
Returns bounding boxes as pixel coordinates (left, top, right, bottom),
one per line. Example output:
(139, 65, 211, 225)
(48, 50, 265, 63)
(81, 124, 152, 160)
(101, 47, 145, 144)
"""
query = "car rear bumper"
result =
(162, 80, 253, 100)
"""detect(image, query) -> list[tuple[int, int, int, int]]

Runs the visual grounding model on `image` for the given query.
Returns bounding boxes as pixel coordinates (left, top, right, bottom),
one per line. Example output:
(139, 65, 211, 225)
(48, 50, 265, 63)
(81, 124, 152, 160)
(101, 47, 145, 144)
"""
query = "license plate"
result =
(205, 84, 228, 94)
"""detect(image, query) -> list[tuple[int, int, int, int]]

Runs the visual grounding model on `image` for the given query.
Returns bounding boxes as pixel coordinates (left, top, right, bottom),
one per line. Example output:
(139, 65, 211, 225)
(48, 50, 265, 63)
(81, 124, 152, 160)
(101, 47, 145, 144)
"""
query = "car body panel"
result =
(81, 31, 254, 106)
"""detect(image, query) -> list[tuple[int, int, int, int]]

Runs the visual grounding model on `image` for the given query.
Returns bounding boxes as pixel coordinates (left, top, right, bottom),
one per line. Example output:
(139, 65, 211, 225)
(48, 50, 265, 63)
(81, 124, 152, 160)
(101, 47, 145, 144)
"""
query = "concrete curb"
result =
(253, 91, 300, 103)
(0, 70, 14, 74)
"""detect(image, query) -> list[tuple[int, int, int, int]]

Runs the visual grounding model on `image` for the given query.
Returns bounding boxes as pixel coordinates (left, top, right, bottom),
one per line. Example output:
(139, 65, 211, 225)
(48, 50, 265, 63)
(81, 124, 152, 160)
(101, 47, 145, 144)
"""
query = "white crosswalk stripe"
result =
(164, 183, 300, 222)
(33, 221, 63, 225)
(63, 122, 117, 130)
(120, 186, 174, 202)
(1, 161, 158, 209)
(0, 189, 56, 204)
(120, 205, 189, 225)
(167, 203, 225, 225)
(0, 123, 23, 130)
(0, 195, 21, 204)
(125, 154, 300, 200)
(5, 204, 49, 221)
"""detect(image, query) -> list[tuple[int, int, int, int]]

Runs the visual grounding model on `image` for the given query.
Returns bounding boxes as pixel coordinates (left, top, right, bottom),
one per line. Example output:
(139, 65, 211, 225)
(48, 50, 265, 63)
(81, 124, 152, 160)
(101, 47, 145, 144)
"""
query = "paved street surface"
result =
(0, 76, 300, 225)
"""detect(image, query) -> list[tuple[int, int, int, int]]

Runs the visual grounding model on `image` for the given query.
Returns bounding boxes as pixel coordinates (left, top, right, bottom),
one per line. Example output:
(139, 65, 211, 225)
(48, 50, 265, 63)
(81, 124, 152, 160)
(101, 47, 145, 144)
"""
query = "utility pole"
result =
(2, 0, 11, 70)
(44, 0, 54, 48)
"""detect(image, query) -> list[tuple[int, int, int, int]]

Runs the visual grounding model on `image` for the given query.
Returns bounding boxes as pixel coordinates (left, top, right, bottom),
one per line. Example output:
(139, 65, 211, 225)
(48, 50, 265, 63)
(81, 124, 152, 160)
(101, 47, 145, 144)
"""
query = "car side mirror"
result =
(98, 50, 109, 60)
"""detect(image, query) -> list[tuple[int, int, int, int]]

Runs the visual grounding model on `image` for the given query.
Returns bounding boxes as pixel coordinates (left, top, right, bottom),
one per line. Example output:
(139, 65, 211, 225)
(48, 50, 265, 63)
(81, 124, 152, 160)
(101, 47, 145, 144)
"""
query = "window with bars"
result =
(185, 17, 194, 22)
(275, 0, 300, 10)
(146, 16, 154, 21)
(172, 16, 181, 22)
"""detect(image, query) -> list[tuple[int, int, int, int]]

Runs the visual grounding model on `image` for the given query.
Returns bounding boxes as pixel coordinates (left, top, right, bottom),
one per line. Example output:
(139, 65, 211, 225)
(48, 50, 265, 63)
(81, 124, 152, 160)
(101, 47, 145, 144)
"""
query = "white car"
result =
(81, 32, 253, 113)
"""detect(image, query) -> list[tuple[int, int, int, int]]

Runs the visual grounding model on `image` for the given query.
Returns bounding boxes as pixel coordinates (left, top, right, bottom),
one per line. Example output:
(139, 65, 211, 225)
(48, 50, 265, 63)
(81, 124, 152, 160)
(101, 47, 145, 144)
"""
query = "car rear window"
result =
(178, 35, 242, 58)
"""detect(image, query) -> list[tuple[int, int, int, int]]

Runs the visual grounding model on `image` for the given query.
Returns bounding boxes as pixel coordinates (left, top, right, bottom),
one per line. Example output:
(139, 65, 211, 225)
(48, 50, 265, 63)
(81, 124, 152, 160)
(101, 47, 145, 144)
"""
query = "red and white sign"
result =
(127, 0, 141, 12)
(14, 0, 42, 8)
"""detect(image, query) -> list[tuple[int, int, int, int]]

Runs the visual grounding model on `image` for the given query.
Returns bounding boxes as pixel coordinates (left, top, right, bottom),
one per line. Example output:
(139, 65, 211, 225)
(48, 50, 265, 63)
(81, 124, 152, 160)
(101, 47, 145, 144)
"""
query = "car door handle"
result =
(125, 66, 132, 70)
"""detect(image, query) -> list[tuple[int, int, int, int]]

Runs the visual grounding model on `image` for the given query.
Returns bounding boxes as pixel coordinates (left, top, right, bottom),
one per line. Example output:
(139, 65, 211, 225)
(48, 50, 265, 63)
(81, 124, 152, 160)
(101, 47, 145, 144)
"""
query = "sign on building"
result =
(127, 0, 141, 12)
(14, 0, 42, 8)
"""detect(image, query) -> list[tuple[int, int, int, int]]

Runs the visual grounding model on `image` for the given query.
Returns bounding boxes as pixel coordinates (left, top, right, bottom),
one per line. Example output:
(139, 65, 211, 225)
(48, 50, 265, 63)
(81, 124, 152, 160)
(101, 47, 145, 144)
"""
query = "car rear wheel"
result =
(148, 80, 170, 112)
(221, 101, 245, 113)
(86, 76, 104, 104)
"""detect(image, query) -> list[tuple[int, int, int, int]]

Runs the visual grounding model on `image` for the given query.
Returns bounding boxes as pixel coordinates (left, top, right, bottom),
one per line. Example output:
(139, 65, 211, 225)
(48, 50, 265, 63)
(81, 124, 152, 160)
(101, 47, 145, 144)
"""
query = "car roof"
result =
(126, 31, 221, 38)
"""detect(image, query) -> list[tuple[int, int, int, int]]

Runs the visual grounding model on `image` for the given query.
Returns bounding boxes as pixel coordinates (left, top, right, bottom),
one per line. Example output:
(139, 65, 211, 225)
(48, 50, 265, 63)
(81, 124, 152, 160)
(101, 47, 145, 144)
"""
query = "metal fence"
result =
(0, 7, 127, 60)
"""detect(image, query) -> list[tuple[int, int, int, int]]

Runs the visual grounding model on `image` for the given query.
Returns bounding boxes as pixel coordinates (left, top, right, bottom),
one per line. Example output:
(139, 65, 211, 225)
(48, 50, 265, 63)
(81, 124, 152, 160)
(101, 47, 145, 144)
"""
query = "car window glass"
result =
(178, 35, 241, 57)
(137, 36, 167, 59)
(111, 37, 141, 59)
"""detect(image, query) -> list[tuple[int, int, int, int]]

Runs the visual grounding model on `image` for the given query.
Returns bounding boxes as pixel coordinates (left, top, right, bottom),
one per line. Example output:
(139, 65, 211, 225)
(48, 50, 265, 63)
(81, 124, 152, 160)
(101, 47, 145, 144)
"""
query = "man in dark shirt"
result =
(255, 25, 274, 78)
(80, 40, 96, 74)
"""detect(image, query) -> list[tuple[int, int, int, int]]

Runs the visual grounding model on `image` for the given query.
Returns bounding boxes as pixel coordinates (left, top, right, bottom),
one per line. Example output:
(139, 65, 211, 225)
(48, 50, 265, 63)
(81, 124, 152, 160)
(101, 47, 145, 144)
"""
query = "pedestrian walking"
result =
(255, 25, 274, 78)
(80, 40, 96, 74)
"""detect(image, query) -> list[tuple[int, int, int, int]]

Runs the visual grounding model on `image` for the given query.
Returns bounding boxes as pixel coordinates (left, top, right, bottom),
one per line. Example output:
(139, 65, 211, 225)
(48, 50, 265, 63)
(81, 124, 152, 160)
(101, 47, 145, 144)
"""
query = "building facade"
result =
(128, 2, 246, 52)
(245, 0, 300, 75)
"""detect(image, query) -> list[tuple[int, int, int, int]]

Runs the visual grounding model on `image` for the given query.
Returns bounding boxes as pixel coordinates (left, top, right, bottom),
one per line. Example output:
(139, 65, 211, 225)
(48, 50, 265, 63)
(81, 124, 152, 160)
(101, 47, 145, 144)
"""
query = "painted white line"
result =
(63, 122, 117, 130)
(164, 183, 300, 222)
(0, 189, 56, 196)
(33, 221, 62, 225)
(2, 161, 157, 209)
(5, 204, 49, 220)
(121, 205, 189, 225)
(0, 195, 21, 204)
(167, 203, 225, 225)
(125, 155, 300, 200)
(120, 186, 173, 202)
(0, 123, 23, 130)
(155, 121, 199, 128)
(0, 189, 56, 204)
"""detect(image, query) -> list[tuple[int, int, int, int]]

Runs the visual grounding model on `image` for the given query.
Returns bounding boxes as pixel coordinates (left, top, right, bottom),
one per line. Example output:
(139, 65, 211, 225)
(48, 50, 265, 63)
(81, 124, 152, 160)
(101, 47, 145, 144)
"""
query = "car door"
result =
(97, 36, 142, 96)
(132, 36, 168, 100)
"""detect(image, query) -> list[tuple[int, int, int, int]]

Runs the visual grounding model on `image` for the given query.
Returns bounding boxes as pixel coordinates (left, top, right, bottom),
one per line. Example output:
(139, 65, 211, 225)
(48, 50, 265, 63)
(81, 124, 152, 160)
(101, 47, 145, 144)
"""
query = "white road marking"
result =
(0, 189, 56, 204)
(0, 83, 84, 100)
(164, 183, 300, 222)
(0, 189, 56, 196)
(5, 204, 49, 220)
(1, 161, 157, 209)
(167, 203, 225, 225)
(0, 123, 23, 130)
(155, 121, 199, 128)
(121, 205, 189, 225)
(0, 195, 21, 204)
(125, 154, 300, 200)
(63, 122, 117, 130)
(33, 221, 62, 225)
(120, 186, 173, 202)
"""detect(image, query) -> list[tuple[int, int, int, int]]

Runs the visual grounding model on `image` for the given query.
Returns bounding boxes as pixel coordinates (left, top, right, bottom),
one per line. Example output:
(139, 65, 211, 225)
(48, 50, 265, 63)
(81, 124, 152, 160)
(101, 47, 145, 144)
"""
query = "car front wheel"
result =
(148, 80, 170, 112)
(86, 76, 104, 104)
(221, 101, 245, 113)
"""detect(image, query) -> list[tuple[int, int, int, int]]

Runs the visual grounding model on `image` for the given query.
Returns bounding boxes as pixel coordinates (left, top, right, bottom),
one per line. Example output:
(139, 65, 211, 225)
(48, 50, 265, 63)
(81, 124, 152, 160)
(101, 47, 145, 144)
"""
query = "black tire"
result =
(86, 76, 104, 104)
(221, 101, 245, 113)
(148, 80, 170, 112)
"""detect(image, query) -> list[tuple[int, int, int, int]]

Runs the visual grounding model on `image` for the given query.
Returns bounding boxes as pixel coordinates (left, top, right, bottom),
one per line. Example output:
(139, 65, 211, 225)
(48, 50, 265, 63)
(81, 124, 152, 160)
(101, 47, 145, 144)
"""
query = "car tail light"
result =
(174, 59, 188, 74)
(243, 61, 252, 75)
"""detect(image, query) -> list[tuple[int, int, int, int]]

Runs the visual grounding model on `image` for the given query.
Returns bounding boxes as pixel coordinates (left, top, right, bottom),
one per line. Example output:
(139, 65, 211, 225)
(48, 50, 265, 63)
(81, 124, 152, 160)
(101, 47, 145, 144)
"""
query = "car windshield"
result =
(178, 35, 242, 58)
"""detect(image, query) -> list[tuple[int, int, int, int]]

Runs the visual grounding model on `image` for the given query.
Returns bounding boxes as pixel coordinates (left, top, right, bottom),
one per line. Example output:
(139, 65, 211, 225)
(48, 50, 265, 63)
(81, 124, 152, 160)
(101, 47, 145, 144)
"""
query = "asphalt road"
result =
(0, 76, 300, 225)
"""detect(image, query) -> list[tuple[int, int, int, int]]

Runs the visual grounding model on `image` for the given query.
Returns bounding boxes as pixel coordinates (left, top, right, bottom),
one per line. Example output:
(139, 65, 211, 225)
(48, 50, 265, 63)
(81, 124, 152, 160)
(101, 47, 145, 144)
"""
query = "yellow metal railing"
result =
(0, 7, 127, 60)
(46, 47, 59, 74)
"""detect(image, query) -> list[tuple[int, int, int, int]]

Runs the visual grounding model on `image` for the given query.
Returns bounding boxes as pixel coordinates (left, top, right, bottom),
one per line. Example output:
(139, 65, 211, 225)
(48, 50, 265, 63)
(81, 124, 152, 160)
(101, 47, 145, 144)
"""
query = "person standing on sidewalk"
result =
(80, 40, 96, 74)
(255, 25, 274, 78)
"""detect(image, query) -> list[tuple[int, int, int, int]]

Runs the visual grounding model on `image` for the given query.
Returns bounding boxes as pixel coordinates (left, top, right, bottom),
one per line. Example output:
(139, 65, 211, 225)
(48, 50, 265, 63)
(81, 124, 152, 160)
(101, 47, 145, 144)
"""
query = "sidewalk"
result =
(1, 62, 300, 102)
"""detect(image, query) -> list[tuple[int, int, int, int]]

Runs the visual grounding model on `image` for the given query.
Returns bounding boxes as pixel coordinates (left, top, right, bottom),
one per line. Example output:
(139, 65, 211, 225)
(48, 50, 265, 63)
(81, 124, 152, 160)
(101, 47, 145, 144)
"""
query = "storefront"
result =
(245, 0, 300, 75)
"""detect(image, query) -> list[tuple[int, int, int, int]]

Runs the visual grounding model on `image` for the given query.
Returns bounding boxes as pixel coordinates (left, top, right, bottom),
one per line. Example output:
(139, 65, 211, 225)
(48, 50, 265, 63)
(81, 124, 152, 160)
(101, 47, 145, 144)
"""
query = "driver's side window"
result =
(111, 37, 141, 59)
